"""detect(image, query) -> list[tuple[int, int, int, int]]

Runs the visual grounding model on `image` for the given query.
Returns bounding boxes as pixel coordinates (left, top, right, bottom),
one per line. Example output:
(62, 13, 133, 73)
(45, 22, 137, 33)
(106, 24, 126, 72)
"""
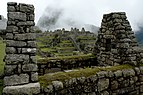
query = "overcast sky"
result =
(0, 0, 143, 31)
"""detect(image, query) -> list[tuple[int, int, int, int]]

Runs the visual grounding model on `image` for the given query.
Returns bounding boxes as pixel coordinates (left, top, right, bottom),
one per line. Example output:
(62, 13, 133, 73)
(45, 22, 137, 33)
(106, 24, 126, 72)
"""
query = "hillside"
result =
(36, 28, 96, 58)
(36, 6, 99, 33)
(135, 26, 143, 46)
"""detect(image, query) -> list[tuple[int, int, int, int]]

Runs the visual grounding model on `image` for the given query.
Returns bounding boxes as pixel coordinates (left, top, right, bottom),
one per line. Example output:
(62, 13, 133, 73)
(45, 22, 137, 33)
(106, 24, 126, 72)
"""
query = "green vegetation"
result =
(37, 54, 95, 63)
(0, 40, 5, 94)
(39, 64, 133, 87)
(0, 40, 5, 75)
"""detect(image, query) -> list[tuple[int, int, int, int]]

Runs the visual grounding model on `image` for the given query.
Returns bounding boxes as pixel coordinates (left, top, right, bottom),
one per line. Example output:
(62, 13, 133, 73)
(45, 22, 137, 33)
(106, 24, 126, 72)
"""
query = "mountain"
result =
(135, 26, 143, 46)
(0, 15, 7, 30)
(37, 6, 99, 33)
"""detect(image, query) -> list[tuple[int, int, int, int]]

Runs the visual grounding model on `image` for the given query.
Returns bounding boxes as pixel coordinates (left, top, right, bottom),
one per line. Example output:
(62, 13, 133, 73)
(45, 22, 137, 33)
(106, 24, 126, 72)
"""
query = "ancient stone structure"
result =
(3, 2, 40, 94)
(95, 12, 143, 66)
(40, 66, 143, 95)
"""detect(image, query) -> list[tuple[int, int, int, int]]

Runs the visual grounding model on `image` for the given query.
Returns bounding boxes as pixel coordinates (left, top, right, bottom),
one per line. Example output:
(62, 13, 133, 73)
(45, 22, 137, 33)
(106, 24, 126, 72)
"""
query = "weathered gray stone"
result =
(97, 78, 109, 91)
(7, 2, 17, 6)
(22, 64, 38, 72)
(19, 3, 34, 13)
(22, 48, 36, 54)
(111, 81, 118, 90)
(4, 74, 29, 86)
(6, 33, 13, 39)
(27, 41, 37, 47)
(31, 72, 38, 82)
(52, 81, 63, 91)
(3, 83, 40, 95)
(44, 85, 53, 93)
(122, 69, 135, 77)
(6, 47, 16, 54)
(6, 26, 18, 33)
(6, 40, 27, 47)
(5, 65, 17, 75)
(17, 21, 35, 26)
(5, 54, 29, 64)
(8, 6, 16, 12)
(30, 56, 37, 63)
(8, 12, 26, 21)
(14, 33, 36, 40)
(114, 70, 123, 77)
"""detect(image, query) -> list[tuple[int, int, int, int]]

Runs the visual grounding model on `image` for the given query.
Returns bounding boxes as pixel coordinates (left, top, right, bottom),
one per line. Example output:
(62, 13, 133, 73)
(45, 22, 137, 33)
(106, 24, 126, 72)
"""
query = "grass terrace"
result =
(39, 64, 133, 87)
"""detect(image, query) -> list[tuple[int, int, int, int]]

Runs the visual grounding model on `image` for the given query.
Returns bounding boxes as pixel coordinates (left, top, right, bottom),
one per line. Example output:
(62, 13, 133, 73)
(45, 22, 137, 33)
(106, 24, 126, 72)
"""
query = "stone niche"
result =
(94, 12, 143, 66)
(3, 2, 40, 95)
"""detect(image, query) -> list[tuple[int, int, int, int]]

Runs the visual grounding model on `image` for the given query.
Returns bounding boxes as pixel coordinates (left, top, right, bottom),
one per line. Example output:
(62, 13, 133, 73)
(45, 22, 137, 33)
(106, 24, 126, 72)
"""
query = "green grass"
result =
(37, 54, 95, 64)
(39, 64, 133, 87)
(0, 40, 5, 94)
(0, 40, 5, 75)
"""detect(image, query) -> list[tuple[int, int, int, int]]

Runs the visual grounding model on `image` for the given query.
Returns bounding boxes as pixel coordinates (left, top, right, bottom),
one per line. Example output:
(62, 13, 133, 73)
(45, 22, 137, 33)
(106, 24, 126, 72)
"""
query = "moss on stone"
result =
(39, 64, 133, 87)
(37, 54, 95, 64)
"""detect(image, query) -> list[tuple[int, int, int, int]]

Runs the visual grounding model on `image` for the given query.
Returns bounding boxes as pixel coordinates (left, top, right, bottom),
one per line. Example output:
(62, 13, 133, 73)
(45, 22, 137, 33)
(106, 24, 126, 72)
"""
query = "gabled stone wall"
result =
(3, 2, 40, 95)
(95, 12, 143, 66)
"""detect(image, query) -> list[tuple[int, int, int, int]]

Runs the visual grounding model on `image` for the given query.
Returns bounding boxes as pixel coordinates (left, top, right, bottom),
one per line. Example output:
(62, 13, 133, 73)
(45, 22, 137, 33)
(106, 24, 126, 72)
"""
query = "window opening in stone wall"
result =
(105, 39, 111, 51)
(0, 15, 1, 20)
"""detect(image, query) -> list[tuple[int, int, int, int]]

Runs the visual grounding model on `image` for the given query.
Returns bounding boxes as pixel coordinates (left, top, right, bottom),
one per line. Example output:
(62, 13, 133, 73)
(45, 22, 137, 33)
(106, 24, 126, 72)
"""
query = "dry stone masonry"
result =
(3, 2, 40, 95)
(40, 66, 143, 95)
(95, 12, 143, 66)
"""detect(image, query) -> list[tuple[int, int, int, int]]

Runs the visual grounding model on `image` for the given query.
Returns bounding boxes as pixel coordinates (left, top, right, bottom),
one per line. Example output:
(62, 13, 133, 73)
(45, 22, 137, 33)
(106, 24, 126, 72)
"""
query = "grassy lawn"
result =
(0, 40, 5, 94)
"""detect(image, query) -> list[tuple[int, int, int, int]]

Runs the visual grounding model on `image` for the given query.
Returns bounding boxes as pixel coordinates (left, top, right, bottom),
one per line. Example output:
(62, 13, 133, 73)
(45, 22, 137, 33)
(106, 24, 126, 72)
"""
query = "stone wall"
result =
(94, 12, 143, 66)
(3, 2, 40, 95)
(38, 56, 96, 75)
(40, 66, 143, 95)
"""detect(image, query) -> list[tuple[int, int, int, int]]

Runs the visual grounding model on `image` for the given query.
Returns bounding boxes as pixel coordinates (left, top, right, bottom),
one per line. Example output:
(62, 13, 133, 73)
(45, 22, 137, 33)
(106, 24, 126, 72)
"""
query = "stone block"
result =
(27, 14, 35, 21)
(52, 81, 63, 91)
(22, 64, 38, 72)
(6, 47, 16, 54)
(97, 78, 109, 91)
(111, 81, 118, 90)
(5, 54, 29, 64)
(17, 21, 35, 26)
(114, 70, 123, 77)
(6, 33, 13, 40)
(27, 41, 37, 47)
(7, 6, 16, 12)
(7, 21, 16, 25)
(19, 3, 34, 13)
(44, 85, 53, 93)
(4, 65, 17, 75)
(3, 83, 40, 95)
(122, 69, 135, 77)
(6, 26, 18, 33)
(14, 33, 36, 40)
(8, 12, 26, 21)
(31, 72, 38, 82)
(4, 74, 29, 86)
(7, 2, 17, 6)
(21, 48, 36, 54)
(6, 40, 27, 47)
(30, 56, 37, 63)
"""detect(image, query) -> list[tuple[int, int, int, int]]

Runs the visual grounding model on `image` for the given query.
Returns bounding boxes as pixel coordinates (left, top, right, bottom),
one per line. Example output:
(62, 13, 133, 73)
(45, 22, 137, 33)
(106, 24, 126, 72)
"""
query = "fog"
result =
(0, 0, 143, 31)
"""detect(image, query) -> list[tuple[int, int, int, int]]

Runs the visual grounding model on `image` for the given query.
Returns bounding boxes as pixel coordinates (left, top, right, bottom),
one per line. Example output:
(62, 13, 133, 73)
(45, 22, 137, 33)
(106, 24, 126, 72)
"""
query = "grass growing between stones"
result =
(39, 64, 133, 87)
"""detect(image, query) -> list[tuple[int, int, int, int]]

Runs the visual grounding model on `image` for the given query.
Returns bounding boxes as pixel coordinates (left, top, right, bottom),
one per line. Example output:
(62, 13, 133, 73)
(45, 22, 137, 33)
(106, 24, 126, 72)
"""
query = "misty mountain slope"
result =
(37, 6, 99, 33)
(0, 15, 7, 30)
(135, 26, 143, 46)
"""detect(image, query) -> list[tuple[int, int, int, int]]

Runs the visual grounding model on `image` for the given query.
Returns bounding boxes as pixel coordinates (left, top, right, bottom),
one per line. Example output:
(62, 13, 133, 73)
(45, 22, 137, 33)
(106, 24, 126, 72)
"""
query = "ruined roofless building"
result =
(3, 2, 40, 94)
(94, 12, 143, 66)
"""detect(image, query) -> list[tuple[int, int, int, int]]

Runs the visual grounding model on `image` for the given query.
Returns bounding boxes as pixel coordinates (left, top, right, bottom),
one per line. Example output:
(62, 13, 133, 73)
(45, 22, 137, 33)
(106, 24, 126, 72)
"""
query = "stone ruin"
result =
(3, 2, 40, 94)
(95, 12, 143, 66)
